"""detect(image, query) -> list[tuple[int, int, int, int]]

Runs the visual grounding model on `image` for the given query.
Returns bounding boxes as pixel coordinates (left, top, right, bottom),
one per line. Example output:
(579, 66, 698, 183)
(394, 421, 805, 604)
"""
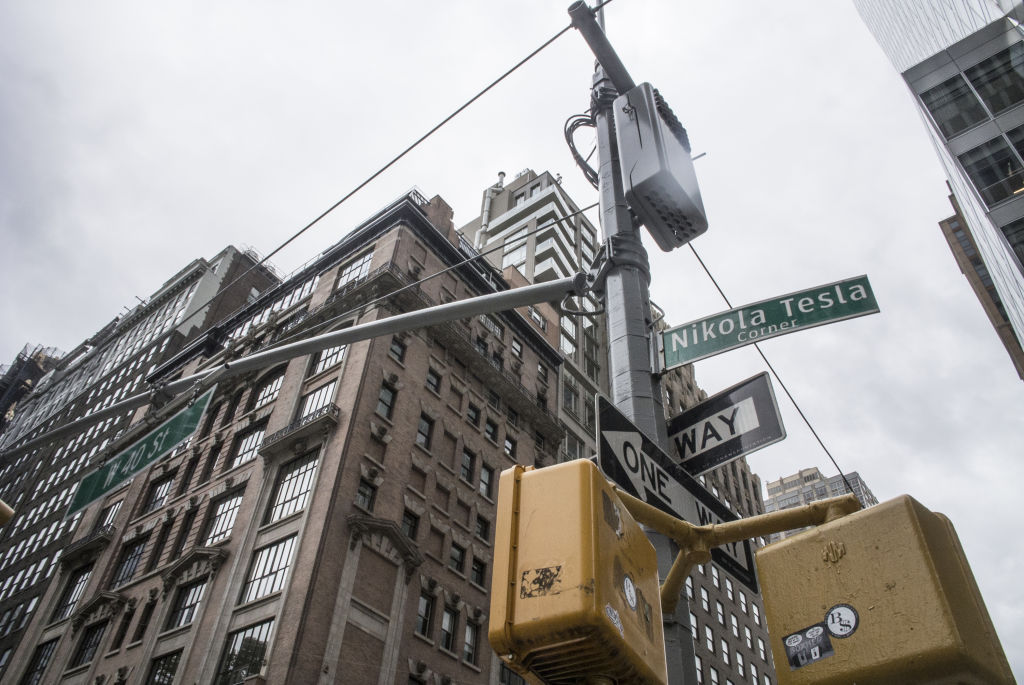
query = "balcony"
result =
(60, 525, 115, 567)
(260, 404, 340, 458)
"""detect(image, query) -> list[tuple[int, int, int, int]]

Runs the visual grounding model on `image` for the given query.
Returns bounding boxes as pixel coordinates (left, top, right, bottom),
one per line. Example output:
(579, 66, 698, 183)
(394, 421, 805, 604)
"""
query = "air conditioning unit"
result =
(613, 82, 708, 251)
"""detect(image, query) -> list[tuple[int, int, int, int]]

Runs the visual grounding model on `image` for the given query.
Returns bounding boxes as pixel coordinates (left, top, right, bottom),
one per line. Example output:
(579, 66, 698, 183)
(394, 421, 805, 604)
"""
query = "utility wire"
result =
(687, 244, 860, 502)
(272, 202, 600, 349)
(1, 9, 596, 456)
(139, 13, 586, 358)
(0, 202, 599, 461)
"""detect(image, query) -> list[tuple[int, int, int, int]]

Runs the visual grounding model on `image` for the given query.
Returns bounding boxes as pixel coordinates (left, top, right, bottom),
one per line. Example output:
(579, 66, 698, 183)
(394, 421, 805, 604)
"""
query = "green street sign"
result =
(661, 275, 879, 369)
(67, 386, 217, 515)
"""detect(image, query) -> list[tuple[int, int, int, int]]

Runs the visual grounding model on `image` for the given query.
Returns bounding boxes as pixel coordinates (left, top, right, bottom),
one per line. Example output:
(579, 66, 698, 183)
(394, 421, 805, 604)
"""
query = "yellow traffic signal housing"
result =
(756, 495, 1014, 684)
(489, 460, 667, 685)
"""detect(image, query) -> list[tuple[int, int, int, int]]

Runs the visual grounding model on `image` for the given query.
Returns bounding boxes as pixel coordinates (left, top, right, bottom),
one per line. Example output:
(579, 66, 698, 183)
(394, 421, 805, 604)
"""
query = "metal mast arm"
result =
(0, 273, 589, 461)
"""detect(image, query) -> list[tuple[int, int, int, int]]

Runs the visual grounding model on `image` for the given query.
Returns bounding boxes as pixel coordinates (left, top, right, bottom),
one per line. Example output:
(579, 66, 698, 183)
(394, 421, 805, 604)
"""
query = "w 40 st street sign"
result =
(661, 275, 879, 369)
(68, 387, 217, 515)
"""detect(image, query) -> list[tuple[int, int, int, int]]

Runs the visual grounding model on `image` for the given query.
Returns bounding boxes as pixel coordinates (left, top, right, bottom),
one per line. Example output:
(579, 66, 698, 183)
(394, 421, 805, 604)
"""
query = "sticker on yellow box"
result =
(782, 623, 835, 670)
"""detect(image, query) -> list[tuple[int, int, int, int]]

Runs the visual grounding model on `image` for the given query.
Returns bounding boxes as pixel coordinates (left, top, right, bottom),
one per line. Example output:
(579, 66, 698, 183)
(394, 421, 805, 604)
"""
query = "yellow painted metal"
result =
(489, 460, 668, 685)
(612, 487, 861, 613)
(0, 500, 12, 526)
(756, 495, 1015, 684)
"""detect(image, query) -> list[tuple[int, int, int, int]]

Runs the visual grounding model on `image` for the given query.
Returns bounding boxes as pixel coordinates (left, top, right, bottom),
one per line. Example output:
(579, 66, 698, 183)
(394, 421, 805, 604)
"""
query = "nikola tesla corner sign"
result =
(661, 275, 879, 369)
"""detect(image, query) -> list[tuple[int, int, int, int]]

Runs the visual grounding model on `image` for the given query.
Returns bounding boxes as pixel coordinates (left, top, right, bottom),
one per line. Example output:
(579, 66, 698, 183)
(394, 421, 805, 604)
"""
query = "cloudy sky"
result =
(2, 0, 1022, 676)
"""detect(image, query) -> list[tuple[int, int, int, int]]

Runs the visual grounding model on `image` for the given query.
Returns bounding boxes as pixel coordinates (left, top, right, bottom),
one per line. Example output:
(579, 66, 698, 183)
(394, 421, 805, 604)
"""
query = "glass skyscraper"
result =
(856, 0, 1024, 369)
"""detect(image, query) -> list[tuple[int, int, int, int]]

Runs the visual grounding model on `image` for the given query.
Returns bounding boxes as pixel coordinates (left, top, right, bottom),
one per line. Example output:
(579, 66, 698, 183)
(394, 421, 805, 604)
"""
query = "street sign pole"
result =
(568, 4, 691, 683)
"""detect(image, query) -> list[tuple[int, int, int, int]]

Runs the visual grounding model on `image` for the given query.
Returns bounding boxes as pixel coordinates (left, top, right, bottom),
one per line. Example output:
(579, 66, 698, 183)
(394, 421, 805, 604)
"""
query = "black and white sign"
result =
(782, 623, 835, 671)
(597, 396, 758, 592)
(666, 372, 785, 475)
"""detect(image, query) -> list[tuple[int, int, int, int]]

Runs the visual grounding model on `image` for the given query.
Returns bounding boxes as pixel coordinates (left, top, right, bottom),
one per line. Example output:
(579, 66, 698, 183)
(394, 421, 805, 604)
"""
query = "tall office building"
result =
(940, 190, 1024, 377)
(0, 246, 276, 679)
(461, 169, 778, 685)
(0, 190, 566, 684)
(763, 467, 879, 541)
(855, 0, 1024, 379)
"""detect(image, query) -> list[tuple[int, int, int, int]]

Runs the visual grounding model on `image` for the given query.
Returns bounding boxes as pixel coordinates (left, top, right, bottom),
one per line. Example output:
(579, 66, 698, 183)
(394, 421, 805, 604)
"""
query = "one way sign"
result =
(597, 396, 758, 592)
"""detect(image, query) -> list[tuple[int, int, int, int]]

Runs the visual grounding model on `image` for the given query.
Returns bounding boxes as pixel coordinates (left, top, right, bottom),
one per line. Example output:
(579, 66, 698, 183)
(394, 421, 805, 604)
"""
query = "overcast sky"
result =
(2, 0, 1022, 676)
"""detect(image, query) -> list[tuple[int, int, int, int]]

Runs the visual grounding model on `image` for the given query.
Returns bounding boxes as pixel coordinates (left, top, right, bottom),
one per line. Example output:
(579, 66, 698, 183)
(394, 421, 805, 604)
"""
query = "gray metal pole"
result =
(0, 274, 586, 461)
(569, 4, 696, 684)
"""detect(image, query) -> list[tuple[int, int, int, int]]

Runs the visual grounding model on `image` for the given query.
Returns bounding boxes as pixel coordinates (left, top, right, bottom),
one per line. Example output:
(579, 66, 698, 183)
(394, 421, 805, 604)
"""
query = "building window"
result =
(252, 370, 285, 409)
(167, 578, 207, 628)
(689, 611, 698, 640)
(20, 638, 58, 685)
(716, 600, 725, 625)
(470, 557, 487, 586)
(487, 388, 501, 410)
(710, 667, 720, 685)
(216, 619, 274, 684)
(241, 536, 296, 604)
(685, 576, 694, 600)
(376, 384, 396, 420)
(266, 451, 318, 523)
(695, 655, 704, 684)
(919, 74, 988, 139)
(205, 492, 244, 545)
(463, 621, 480, 664)
(466, 403, 481, 427)
(475, 515, 490, 542)
(440, 607, 459, 652)
(739, 590, 748, 614)
(52, 563, 92, 621)
(503, 436, 516, 458)
(70, 620, 109, 668)
(298, 381, 335, 419)
(336, 251, 373, 289)
(401, 509, 419, 539)
(506, 406, 519, 428)
(460, 449, 476, 483)
(230, 425, 265, 469)
(110, 539, 147, 588)
(731, 613, 739, 638)
(958, 134, 1024, 206)
(726, 577, 734, 601)
(484, 419, 498, 443)
(711, 565, 720, 588)
(500, 663, 527, 685)
(704, 625, 714, 652)
(700, 586, 710, 612)
(757, 637, 767, 661)
(311, 345, 345, 376)
(426, 368, 442, 394)
(416, 414, 434, 449)
(721, 638, 730, 663)
(736, 651, 745, 676)
(99, 500, 122, 528)
(143, 476, 174, 514)
(965, 42, 1024, 116)
(449, 543, 466, 574)
(145, 650, 182, 685)
(416, 592, 434, 637)
(479, 464, 494, 498)
(355, 479, 377, 512)
(752, 603, 760, 626)
(388, 337, 406, 362)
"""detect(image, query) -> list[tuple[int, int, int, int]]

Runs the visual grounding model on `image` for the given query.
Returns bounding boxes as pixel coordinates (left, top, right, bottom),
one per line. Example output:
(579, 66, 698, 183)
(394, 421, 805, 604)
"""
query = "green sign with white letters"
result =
(67, 386, 217, 515)
(661, 275, 879, 369)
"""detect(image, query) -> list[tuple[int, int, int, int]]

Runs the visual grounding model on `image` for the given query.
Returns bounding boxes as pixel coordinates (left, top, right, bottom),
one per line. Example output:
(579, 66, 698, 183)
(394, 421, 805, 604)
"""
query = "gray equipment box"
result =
(613, 82, 708, 251)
